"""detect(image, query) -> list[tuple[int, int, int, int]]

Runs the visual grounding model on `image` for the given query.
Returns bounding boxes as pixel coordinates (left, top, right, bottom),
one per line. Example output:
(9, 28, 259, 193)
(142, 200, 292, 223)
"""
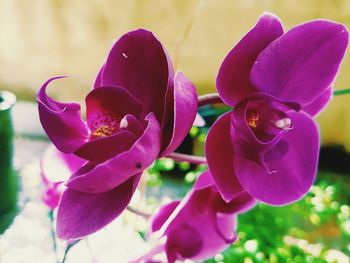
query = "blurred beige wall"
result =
(1, 0, 350, 149)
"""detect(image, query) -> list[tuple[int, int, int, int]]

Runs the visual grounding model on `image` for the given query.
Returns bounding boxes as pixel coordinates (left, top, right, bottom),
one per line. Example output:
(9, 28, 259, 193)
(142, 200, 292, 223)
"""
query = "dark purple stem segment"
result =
(198, 93, 224, 107)
(166, 152, 207, 164)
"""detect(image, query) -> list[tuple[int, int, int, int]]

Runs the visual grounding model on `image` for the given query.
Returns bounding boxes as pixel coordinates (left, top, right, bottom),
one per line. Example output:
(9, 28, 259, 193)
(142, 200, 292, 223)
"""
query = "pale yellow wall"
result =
(0, 0, 349, 148)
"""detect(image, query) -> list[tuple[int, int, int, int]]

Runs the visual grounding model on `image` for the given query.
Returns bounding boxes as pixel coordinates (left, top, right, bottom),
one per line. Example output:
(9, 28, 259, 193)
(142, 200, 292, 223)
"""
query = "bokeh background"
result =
(1, 0, 350, 148)
(0, 1, 350, 262)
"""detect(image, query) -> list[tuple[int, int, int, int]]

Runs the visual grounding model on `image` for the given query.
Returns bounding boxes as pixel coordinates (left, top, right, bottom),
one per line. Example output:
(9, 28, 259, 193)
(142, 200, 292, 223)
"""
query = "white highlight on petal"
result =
(275, 117, 291, 130)
(120, 116, 128, 129)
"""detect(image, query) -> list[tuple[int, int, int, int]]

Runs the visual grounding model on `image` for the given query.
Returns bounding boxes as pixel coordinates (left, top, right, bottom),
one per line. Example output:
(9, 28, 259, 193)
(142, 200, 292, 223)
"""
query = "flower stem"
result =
(48, 210, 59, 263)
(127, 206, 151, 219)
(198, 93, 224, 107)
(334, 89, 350, 96)
(165, 152, 207, 164)
(61, 239, 81, 263)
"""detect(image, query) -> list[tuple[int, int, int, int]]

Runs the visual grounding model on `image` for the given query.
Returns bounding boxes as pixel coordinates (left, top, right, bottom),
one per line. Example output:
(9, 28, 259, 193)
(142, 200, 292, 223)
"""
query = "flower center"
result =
(91, 111, 120, 138)
(92, 125, 116, 138)
(245, 100, 293, 142)
(247, 110, 259, 129)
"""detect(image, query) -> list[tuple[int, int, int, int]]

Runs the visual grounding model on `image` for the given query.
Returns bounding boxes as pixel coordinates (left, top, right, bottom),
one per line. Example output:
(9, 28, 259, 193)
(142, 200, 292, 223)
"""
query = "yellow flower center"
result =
(92, 125, 116, 138)
(247, 112, 259, 128)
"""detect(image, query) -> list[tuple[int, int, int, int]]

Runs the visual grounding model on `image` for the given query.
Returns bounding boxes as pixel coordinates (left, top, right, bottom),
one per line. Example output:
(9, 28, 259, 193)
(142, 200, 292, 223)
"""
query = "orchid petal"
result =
(166, 224, 203, 260)
(205, 111, 244, 202)
(251, 20, 348, 105)
(86, 85, 143, 131)
(303, 87, 332, 116)
(57, 173, 141, 239)
(163, 186, 236, 261)
(37, 77, 89, 153)
(99, 29, 174, 122)
(66, 113, 161, 193)
(120, 114, 145, 138)
(234, 111, 319, 205)
(217, 13, 283, 106)
(230, 98, 287, 169)
(146, 171, 257, 262)
(216, 191, 256, 215)
(74, 130, 137, 162)
(160, 72, 197, 156)
(193, 170, 214, 190)
(151, 201, 181, 232)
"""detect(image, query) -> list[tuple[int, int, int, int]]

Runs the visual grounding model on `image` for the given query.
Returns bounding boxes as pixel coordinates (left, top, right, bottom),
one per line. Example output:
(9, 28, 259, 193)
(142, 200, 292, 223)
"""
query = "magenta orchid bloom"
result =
(40, 144, 85, 209)
(37, 29, 197, 239)
(206, 13, 348, 205)
(134, 172, 255, 263)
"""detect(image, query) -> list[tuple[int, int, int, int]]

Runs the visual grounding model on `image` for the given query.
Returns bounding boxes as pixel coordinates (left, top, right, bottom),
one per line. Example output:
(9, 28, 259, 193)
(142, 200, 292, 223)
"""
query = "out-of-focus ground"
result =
(1, 0, 350, 149)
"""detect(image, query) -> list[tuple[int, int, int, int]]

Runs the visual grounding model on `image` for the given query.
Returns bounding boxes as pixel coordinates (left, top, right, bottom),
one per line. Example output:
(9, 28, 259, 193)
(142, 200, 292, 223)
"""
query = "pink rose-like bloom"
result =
(206, 13, 348, 205)
(37, 29, 197, 239)
(133, 172, 255, 263)
(40, 144, 85, 209)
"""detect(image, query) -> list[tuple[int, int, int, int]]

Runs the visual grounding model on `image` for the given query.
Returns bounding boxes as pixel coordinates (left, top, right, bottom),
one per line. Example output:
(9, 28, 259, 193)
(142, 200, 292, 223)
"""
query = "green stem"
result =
(61, 239, 81, 263)
(48, 210, 59, 263)
(333, 89, 350, 96)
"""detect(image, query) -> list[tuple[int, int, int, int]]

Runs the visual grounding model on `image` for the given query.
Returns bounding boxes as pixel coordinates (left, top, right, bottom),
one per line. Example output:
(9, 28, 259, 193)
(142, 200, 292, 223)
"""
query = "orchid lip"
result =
(213, 213, 237, 244)
(244, 98, 294, 144)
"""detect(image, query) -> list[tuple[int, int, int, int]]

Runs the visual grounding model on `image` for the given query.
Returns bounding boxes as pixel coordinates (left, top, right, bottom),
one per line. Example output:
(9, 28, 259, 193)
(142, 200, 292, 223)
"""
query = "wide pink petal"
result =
(57, 173, 141, 239)
(98, 29, 174, 122)
(151, 201, 181, 232)
(251, 20, 348, 105)
(216, 13, 283, 106)
(205, 111, 244, 202)
(160, 72, 198, 156)
(74, 130, 137, 162)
